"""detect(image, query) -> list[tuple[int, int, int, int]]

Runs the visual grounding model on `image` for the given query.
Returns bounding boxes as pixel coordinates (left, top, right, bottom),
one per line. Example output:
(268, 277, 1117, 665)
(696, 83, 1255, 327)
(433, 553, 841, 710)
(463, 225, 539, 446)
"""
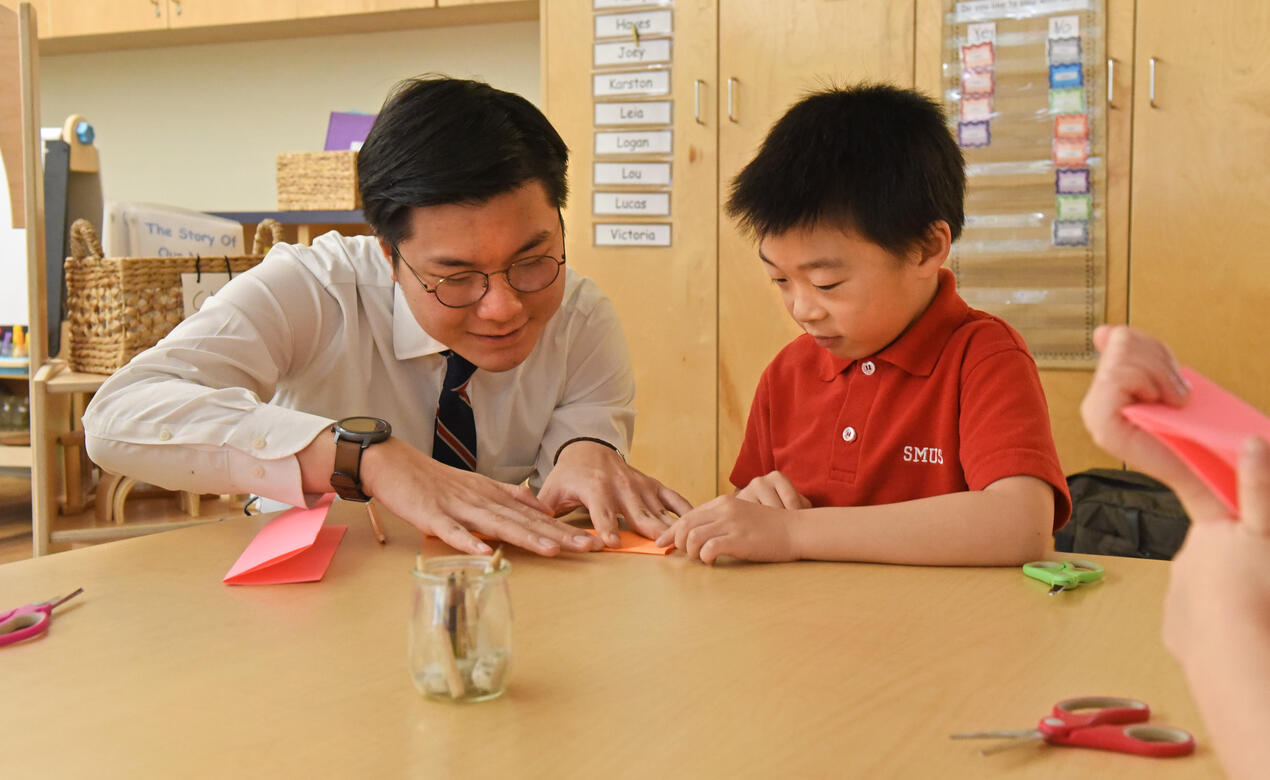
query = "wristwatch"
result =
(330, 416, 392, 502)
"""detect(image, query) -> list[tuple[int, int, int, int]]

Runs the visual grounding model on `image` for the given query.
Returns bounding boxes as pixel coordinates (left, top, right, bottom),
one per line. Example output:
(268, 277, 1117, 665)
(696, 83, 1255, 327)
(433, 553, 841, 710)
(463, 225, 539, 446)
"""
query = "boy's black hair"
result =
(726, 83, 965, 254)
(358, 76, 569, 248)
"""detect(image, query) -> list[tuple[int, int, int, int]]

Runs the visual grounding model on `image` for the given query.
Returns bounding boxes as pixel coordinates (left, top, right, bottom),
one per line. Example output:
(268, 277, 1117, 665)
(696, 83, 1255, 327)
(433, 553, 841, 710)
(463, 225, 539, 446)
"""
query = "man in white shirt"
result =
(83, 77, 691, 555)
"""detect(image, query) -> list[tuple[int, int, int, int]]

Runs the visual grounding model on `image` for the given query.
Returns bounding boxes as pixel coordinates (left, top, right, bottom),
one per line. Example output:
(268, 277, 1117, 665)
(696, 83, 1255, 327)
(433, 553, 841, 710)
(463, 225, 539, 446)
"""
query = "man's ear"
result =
(912, 221, 952, 277)
(378, 238, 398, 282)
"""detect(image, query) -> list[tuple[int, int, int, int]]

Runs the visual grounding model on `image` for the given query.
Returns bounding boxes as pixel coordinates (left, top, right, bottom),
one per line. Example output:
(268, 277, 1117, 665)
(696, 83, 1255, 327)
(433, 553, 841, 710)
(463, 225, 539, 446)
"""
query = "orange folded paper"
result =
(224, 497, 347, 585)
(429, 528, 672, 555)
(1122, 366, 1270, 515)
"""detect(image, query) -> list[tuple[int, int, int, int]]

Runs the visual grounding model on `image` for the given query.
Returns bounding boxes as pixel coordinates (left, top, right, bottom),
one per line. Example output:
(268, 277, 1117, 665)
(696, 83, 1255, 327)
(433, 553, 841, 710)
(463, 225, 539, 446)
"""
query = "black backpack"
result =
(1055, 469, 1192, 560)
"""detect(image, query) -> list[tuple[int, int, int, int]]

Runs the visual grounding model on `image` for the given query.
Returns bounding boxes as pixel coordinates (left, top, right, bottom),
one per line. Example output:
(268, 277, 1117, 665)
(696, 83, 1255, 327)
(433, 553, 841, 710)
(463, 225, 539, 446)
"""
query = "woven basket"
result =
(63, 218, 283, 375)
(276, 150, 361, 210)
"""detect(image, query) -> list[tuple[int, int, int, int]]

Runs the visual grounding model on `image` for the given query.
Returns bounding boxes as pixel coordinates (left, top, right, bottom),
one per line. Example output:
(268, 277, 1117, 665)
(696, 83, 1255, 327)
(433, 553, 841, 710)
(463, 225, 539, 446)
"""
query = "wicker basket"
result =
(276, 150, 361, 210)
(63, 218, 283, 375)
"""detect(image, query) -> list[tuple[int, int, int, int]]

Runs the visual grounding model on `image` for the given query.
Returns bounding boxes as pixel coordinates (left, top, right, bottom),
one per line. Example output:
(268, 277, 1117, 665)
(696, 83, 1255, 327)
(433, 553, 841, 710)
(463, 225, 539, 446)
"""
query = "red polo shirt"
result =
(731, 268, 1071, 530)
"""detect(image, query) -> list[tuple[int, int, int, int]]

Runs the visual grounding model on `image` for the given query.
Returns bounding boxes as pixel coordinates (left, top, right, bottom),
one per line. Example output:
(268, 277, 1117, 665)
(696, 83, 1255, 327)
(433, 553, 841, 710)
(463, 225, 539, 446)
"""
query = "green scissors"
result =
(1023, 560, 1105, 595)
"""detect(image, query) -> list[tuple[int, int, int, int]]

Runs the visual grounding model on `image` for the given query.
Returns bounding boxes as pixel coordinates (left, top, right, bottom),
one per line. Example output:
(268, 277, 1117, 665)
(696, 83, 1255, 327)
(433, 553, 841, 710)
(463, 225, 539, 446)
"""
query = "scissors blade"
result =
(1048, 583, 1065, 595)
(45, 588, 84, 610)
(980, 732, 1045, 756)
(951, 729, 1039, 739)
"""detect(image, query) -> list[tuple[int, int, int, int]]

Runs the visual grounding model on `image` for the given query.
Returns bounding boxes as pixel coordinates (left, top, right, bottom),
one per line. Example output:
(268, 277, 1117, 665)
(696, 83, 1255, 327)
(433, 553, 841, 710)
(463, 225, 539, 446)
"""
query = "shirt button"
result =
(842, 426, 857, 443)
(252, 466, 265, 478)
(861, 361, 876, 376)
(159, 429, 172, 441)
(252, 436, 267, 450)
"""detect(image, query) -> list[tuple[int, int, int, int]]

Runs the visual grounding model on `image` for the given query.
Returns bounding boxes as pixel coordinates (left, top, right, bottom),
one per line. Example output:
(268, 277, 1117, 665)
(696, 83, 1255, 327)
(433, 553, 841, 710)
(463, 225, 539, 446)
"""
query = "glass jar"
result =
(408, 554, 512, 703)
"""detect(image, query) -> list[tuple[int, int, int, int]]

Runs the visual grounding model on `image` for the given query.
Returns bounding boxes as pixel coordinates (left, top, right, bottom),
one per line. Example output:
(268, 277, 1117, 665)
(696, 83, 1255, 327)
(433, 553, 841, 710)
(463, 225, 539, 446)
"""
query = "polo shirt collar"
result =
(816, 267, 968, 380)
(392, 283, 449, 360)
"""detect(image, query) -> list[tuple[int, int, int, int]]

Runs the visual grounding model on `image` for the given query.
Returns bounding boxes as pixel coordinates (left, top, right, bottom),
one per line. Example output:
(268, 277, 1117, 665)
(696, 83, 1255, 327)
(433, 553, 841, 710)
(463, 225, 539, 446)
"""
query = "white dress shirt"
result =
(82, 231, 636, 508)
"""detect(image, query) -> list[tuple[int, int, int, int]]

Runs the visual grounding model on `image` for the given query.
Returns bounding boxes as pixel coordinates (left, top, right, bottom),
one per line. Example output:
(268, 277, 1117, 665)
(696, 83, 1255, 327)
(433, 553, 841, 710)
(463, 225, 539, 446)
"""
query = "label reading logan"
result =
(595, 130, 672, 156)
(595, 223, 672, 247)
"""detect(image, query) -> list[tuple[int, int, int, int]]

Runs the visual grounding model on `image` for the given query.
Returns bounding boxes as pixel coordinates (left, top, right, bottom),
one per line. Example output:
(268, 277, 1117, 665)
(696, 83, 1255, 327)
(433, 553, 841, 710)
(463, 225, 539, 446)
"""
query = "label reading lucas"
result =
(594, 192, 670, 216)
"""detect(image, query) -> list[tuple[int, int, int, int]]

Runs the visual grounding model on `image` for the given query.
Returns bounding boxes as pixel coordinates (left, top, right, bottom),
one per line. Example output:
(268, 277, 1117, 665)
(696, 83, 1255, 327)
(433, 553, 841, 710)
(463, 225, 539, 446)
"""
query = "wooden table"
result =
(0, 502, 1220, 778)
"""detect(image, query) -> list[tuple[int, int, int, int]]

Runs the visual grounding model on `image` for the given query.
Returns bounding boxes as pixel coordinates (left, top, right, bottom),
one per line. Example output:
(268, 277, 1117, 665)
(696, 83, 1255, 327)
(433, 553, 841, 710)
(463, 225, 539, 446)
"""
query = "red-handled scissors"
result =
(951, 696, 1195, 758)
(0, 588, 84, 647)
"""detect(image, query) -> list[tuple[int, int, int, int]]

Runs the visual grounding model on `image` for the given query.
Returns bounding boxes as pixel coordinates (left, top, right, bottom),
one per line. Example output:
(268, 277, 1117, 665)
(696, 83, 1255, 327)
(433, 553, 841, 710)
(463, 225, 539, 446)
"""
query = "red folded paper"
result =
(224, 496, 347, 585)
(1122, 366, 1270, 515)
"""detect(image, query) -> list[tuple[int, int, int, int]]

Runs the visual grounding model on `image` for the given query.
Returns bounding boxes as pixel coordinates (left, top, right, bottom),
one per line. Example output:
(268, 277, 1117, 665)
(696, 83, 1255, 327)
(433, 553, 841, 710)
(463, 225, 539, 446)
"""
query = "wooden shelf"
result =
(0, 444, 31, 468)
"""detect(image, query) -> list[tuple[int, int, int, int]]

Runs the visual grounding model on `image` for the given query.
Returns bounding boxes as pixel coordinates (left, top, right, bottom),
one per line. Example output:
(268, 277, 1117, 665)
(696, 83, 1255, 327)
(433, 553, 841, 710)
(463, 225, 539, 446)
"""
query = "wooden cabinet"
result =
(35, 0, 167, 37)
(543, 1, 914, 501)
(1128, 1, 1270, 418)
(717, 0, 916, 487)
(165, 0, 301, 29)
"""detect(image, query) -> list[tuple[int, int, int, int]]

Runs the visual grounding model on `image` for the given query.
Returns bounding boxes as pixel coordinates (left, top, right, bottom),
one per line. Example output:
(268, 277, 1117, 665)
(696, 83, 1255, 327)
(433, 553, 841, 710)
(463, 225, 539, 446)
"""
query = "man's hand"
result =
(735, 470, 812, 509)
(353, 438, 601, 556)
(537, 440, 693, 546)
(655, 494, 800, 565)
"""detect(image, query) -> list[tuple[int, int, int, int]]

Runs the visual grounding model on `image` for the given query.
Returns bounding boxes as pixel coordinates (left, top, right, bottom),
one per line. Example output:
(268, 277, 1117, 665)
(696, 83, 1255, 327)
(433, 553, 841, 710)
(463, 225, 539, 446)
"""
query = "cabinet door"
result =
(166, 0, 298, 28)
(542, 1, 720, 504)
(39, 0, 167, 36)
(717, 0, 914, 489)
(1129, 4, 1270, 415)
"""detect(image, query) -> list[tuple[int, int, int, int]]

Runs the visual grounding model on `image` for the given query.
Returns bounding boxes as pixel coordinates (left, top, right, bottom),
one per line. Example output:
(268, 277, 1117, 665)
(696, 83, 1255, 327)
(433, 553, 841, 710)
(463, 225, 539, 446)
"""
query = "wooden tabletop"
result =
(0, 502, 1220, 778)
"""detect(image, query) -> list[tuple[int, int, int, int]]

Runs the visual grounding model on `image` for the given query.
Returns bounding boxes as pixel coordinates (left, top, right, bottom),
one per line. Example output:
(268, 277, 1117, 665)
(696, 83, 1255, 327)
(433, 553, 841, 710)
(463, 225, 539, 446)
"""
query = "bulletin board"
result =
(942, 0, 1107, 366)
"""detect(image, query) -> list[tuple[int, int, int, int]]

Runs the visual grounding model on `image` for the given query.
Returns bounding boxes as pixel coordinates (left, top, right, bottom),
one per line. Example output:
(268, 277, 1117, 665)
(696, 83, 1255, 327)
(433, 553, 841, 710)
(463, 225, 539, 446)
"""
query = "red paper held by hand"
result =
(1122, 366, 1270, 515)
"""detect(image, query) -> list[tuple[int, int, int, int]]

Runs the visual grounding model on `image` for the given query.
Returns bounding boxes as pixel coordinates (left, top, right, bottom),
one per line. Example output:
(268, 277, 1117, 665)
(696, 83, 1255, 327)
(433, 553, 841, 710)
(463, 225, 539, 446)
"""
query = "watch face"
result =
(340, 416, 388, 435)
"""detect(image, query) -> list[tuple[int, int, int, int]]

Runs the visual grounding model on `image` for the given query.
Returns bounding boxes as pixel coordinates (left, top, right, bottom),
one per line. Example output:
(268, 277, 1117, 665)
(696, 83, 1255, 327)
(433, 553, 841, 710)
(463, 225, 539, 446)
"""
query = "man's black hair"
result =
(358, 76, 569, 248)
(726, 83, 965, 255)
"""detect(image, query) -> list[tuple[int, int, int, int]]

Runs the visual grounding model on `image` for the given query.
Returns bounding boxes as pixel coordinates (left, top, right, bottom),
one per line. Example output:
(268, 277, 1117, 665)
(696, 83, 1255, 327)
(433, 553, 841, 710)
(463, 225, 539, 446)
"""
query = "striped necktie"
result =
(433, 350, 478, 471)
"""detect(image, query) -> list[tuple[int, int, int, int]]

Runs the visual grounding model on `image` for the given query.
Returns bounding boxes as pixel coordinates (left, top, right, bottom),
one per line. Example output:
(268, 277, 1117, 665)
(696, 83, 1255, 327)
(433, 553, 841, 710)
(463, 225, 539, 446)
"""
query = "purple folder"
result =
(324, 112, 377, 151)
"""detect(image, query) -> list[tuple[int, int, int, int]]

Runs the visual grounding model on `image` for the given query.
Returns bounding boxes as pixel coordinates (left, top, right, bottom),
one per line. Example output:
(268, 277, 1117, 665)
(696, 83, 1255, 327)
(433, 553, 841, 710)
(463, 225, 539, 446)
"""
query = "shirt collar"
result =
(816, 267, 968, 380)
(392, 283, 449, 360)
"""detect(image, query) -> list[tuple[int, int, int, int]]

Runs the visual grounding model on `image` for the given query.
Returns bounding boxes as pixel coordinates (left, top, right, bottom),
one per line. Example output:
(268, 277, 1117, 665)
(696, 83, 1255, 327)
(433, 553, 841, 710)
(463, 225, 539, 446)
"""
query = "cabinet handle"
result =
(1149, 56, 1158, 108)
(693, 79, 705, 125)
(172, 0, 182, 15)
(151, 0, 160, 17)
(1106, 57, 1115, 108)
(727, 77, 738, 123)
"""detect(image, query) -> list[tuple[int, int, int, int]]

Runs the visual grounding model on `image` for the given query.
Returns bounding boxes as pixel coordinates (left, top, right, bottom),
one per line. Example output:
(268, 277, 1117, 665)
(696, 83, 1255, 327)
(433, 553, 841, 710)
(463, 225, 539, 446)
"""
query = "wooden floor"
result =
(0, 473, 245, 565)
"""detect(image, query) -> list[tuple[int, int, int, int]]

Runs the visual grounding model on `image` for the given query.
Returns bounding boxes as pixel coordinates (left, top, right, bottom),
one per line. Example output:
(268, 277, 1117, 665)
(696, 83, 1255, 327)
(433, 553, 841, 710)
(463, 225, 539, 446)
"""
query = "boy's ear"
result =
(912, 221, 952, 277)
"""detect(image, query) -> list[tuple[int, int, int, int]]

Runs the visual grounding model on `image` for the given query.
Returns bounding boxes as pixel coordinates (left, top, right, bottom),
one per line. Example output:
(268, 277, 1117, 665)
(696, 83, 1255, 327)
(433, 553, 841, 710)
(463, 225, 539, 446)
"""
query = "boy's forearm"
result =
(789, 478, 1053, 566)
(1180, 618, 1270, 780)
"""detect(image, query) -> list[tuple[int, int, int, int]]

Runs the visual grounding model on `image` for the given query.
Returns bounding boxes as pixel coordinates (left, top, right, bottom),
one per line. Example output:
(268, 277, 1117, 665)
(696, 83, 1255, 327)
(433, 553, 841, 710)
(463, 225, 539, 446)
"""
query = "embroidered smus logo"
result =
(903, 446, 945, 464)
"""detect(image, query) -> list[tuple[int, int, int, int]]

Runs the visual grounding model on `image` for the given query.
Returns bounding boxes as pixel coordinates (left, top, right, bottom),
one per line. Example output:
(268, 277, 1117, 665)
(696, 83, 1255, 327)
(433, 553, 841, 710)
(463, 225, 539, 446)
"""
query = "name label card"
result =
(594, 192, 671, 216)
(594, 161, 672, 186)
(594, 10, 673, 39)
(595, 130, 672, 156)
(595, 39, 672, 67)
(595, 223, 672, 246)
(594, 101, 673, 126)
(594, 70, 671, 97)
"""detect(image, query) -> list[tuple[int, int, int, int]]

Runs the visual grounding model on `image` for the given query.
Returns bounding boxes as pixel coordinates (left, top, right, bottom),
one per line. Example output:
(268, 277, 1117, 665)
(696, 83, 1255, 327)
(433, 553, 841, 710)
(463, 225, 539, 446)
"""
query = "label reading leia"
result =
(595, 223, 672, 247)
(595, 101, 673, 126)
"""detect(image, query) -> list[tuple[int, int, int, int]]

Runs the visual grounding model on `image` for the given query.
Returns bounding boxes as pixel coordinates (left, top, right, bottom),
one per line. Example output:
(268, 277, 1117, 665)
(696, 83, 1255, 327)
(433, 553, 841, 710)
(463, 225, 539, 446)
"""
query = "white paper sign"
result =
(594, 161, 672, 186)
(595, 223, 672, 247)
(967, 22, 997, 44)
(595, 130, 673, 156)
(595, 101, 673, 126)
(181, 272, 230, 317)
(593, 192, 671, 216)
(955, 0, 1090, 23)
(594, 0, 670, 8)
(594, 70, 672, 97)
(0, 228, 28, 325)
(595, 39, 672, 67)
(594, 10, 673, 39)
(1048, 15, 1079, 39)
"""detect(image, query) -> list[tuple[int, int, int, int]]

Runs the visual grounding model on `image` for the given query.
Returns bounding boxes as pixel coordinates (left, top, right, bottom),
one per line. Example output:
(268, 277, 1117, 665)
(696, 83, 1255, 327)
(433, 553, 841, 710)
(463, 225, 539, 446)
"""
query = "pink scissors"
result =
(0, 588, 84, 647)
(951, 696, 1195, 758)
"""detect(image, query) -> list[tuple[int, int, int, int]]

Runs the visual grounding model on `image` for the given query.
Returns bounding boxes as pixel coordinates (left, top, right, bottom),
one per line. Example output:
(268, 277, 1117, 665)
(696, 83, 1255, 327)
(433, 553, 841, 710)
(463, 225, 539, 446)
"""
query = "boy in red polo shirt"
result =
(658, 84, 1071, 565)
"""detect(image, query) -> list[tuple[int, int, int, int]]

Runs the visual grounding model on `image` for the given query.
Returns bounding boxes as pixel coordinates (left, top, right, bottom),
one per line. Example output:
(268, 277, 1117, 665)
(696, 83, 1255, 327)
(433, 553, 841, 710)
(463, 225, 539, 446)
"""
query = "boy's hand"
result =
(735, 470, 812, 509)
(538, 440, 693, 547)
(655, 495, 801, 564)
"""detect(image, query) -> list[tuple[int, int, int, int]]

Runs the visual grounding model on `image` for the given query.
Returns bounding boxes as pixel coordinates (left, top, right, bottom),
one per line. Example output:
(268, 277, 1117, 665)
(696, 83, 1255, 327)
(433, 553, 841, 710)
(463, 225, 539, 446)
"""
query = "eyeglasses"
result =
(394, 249, 566, 309)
